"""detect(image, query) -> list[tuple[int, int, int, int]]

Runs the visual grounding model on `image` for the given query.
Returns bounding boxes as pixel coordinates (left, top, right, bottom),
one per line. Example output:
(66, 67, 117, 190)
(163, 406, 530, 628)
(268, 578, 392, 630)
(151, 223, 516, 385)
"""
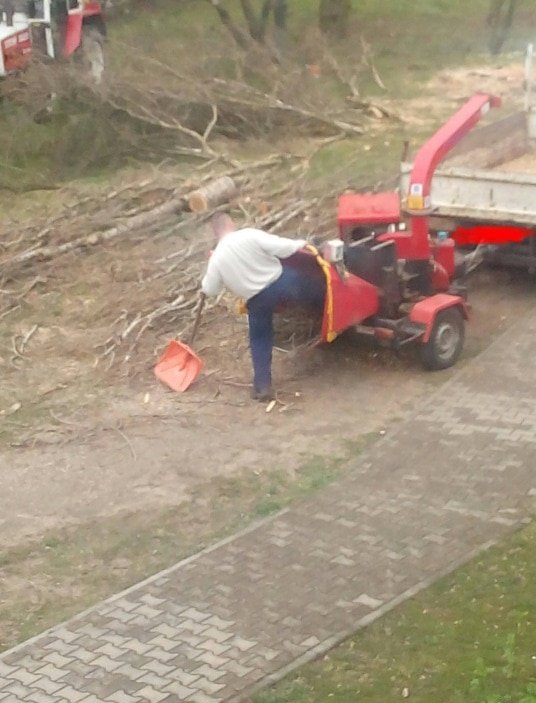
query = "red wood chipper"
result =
(291, 92, 502, 370)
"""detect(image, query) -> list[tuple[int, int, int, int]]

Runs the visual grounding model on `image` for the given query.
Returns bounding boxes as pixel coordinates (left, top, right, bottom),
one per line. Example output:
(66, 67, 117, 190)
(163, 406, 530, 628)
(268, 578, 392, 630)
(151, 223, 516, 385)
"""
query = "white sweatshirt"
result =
(201, 228, 306, 301)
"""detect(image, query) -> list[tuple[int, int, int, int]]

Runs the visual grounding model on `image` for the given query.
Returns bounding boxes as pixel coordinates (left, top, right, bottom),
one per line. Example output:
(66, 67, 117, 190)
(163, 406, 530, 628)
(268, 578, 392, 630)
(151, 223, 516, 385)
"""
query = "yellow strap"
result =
(304, 245, 337, 343)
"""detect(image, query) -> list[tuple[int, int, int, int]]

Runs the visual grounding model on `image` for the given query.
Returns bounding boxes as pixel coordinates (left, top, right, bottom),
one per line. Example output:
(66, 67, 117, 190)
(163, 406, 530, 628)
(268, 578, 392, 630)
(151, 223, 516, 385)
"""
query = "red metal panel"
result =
(431, 261, 450, 292)
(321, 268, 379, 342)
(64, 3, 103, 57)
(2, 30, 32, 72)
(375, 230, 414, 259)
(64, 13, 83, 56)
(432, 238, 455, 278)
(452, 224, 533, 246)
(338, 192, 400, 234)
(409, 293, 468, 343)
(81, 2, 103, 15)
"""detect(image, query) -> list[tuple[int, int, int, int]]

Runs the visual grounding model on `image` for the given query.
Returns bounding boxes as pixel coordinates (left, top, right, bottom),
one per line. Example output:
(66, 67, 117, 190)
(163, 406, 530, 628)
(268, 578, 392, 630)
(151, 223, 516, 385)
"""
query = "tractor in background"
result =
(0, 0, 106, 83)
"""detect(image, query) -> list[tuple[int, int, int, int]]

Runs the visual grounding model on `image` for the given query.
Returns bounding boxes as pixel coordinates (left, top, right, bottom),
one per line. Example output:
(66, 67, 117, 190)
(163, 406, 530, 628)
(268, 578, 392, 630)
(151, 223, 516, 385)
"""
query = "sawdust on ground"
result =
(494, 151, 536, 172)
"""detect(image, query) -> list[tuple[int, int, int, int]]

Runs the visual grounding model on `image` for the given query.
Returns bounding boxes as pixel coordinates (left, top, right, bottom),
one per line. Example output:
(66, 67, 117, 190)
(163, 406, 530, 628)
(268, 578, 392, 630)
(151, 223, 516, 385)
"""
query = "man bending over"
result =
(202, 213, 325, 401)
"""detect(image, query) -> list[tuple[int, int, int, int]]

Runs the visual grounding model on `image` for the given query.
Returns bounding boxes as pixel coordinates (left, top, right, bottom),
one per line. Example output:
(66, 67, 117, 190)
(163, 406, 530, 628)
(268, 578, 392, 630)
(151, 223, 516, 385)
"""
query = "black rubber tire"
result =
(79, 26, 105, 85)
(419, 307, 465, 371)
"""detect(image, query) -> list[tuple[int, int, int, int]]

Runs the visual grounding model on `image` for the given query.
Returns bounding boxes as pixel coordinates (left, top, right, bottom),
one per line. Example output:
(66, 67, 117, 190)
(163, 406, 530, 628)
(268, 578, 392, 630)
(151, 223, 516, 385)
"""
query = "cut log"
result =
(188, 176, 239, 213)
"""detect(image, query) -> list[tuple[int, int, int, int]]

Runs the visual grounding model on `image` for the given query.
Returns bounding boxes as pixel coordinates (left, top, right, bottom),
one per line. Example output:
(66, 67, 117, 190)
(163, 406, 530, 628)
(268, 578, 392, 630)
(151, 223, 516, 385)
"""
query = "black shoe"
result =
(251, 386, 274, 402)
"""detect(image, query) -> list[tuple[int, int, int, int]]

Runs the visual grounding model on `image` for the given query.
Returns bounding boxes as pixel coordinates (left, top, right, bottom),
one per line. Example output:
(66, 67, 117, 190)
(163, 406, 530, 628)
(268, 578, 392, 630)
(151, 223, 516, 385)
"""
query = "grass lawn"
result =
(255, 521, 536, 703)
(116, 0, 534, 97)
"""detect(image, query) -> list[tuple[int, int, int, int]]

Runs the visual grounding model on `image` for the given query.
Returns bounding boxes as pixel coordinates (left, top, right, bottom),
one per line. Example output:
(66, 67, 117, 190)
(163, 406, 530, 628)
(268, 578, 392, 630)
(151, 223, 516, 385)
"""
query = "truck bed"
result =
(400, 111, 536, 227)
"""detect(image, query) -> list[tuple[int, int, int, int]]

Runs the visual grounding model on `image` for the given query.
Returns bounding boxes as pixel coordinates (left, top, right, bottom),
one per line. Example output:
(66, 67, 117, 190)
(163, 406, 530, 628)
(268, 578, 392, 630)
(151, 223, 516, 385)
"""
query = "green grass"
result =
(1, 0, 530, 190)
(0, 432, 374, 651)
(116, 0, 530, 97)
(252, 438, 369, 517)
(306, 130, 411, 190)
(255, 521, 536, 703)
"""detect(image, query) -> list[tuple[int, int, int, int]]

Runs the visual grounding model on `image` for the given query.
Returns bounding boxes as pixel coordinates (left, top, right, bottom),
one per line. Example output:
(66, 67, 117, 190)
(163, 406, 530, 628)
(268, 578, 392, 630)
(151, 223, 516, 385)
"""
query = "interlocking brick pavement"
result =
(2, 312, 536, 703)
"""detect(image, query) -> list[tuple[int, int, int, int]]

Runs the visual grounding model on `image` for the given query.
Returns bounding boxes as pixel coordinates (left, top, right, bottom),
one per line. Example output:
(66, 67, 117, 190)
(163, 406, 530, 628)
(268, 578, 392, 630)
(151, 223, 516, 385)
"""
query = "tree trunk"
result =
(239, 0, 263, 41)
(208, 0, 251, 49)
(487, 0, 518, 54)
(273, 0, 287, 53)
(273, 0, 287, 30)
(257, 0, 275, 42)
(319, 0, 352, 37)
(188, 176, 238, 213)
(208, 0, 287, 54)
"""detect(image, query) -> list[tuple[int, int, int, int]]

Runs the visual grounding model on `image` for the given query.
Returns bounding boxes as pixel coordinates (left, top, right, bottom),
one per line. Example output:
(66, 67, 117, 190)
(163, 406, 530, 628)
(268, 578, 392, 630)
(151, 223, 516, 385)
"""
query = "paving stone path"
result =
(1, 312, 536, 703)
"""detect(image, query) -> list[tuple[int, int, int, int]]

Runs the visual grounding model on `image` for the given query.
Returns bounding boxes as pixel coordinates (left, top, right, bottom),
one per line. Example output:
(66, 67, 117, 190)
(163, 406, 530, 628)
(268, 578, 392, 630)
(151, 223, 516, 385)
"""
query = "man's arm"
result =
(255, 230, 307, 259)
(201, 259, 224, 297)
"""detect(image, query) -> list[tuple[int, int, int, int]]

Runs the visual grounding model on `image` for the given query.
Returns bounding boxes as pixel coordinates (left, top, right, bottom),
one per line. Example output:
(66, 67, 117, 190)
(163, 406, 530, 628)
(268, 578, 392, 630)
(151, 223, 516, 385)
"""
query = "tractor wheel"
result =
(419, 307, 465, 371)
(79, 26, 105, 85)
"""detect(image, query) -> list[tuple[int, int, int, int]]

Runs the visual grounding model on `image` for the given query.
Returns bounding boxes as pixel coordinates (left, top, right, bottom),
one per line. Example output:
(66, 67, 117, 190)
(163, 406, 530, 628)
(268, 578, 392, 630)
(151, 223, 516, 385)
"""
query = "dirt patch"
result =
(0, 343, 422, 547)
(383, 60, 526, 129)
(427, 62, 525, 105)
(1, 266, 535, 549)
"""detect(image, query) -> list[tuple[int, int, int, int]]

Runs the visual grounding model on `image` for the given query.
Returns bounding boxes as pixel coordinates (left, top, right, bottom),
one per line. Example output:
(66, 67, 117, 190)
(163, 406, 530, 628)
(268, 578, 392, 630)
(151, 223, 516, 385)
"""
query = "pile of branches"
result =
(0, 39, 397, 377)
(96, 37, 396, 160)
(0, 150, 328, 366)
(94, 155, 341, 369)
(104, 60, 363, 148)
(0, 143, 363, 378)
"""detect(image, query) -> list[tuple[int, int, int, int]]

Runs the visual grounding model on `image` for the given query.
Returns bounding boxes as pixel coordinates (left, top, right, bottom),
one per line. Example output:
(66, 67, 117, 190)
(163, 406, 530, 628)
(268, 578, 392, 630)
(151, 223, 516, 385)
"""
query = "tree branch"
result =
(273, 0, 287, 29)
(207, 0, 251, 49)
(258, 0, 275, 42)
(239, 0, 263, 41)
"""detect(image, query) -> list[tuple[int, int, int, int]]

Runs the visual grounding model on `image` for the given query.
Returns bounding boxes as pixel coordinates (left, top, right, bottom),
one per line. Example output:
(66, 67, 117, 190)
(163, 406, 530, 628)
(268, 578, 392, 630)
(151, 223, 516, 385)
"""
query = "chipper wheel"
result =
(419, 307, 465, 371)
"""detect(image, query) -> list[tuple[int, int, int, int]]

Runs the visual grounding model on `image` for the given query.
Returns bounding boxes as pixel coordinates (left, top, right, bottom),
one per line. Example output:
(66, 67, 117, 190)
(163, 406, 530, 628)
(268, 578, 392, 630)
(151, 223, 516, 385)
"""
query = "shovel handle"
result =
(189, 293, 206, 346)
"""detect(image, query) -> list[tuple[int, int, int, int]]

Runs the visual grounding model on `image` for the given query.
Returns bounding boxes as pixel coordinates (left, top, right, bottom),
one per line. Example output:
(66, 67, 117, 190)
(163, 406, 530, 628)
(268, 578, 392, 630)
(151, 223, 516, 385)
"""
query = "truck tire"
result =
(419, 307, 465, 371)
(80, 26, 105, 85)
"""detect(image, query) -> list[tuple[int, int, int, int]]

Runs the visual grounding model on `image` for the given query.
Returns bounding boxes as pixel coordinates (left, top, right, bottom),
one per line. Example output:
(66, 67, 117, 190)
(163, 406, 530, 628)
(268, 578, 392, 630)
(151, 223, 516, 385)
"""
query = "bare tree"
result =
(207, 0, 288, 48)
(319, 0, 352, 37)
(487, 0, 519, 54)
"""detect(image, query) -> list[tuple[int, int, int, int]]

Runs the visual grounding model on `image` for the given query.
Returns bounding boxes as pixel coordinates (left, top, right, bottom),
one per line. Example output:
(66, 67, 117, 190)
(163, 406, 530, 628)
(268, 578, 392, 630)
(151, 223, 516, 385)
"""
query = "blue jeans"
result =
(246, 265, 325, 392)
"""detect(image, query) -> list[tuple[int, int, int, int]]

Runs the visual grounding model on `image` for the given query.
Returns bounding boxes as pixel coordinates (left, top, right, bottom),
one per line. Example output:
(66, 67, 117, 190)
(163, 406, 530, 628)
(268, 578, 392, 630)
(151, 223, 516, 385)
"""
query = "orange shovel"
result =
(154, 293, 206, 393)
